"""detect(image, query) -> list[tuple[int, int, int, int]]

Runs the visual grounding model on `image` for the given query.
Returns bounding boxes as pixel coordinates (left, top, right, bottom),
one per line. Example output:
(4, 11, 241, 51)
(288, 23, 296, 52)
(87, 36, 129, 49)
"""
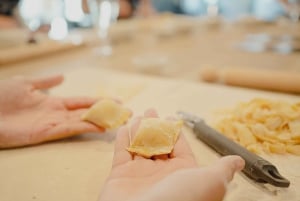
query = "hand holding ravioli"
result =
(0, 75, 106, 148)
(98, 109, 245, 201)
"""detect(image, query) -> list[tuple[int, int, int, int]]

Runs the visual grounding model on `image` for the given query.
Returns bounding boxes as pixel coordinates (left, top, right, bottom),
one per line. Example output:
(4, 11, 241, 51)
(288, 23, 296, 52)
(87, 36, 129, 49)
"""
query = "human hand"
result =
(0, 15, 18, 29)
(0, 75, 105, 148)
(99, 109, 245, 201)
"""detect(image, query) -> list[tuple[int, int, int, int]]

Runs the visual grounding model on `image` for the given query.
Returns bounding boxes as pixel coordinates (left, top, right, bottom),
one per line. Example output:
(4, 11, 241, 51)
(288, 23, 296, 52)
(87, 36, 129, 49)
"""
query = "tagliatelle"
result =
(127, 118, 183, 158)
(215, 98, 300, 155)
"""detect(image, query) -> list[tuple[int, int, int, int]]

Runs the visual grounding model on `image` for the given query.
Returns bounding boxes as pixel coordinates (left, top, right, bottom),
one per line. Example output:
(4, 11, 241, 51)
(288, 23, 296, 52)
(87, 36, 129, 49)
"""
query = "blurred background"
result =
(0, 0, 298, 34)
(0, 0, 299, 82)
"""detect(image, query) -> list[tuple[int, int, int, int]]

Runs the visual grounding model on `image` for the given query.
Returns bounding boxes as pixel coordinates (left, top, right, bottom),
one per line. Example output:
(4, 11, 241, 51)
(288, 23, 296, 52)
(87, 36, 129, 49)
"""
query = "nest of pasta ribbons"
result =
(215, 98, 300, 155)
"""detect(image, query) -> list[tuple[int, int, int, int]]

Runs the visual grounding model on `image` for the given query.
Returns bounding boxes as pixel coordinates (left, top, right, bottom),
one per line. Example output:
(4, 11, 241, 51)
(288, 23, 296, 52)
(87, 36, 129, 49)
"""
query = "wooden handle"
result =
(200, 67, 300, 93)
(0, 41, 83, 66)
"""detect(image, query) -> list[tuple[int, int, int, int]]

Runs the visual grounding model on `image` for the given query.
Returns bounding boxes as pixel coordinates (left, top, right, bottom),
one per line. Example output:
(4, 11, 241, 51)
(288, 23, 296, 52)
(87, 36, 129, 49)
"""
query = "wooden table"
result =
(0, 67, 299, 201)
(0, 16, 299, 201)
(0, 16, 299, 81)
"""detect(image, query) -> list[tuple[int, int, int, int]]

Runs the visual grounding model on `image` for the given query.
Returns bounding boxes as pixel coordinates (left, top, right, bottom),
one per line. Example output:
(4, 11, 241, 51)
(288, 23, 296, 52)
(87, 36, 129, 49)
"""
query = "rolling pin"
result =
(200, 67, 300, 93)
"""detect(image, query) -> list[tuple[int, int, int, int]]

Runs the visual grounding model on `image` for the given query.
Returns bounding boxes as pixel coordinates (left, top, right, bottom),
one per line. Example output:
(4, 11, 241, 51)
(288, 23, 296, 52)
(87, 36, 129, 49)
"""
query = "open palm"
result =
(0, 75, 104, 148)
(99, 110, 245, 201)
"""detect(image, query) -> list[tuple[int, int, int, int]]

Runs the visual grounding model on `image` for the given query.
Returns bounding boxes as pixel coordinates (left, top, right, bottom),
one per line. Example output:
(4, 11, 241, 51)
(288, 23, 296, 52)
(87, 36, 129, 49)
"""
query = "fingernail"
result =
(234, 158, 245, 171)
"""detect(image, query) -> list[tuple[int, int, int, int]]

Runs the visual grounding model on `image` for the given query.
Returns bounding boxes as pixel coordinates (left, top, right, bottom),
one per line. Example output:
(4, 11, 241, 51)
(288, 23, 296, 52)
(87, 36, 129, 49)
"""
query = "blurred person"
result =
(82, 0, 136, 19)
(0, 0, 136, 29)
(151, 0, 205, 16)
(119, 0, 135, 18)
(278, 0, 300, 21)
(218, 0, 252, 20)
(253, 0, 285, 21)
(0, 0, 19, 28)
(150, 0, 288, 20)
(127, 0, 205, 17)
(135, 0, 156, 17)
(0, 15, 17, 28)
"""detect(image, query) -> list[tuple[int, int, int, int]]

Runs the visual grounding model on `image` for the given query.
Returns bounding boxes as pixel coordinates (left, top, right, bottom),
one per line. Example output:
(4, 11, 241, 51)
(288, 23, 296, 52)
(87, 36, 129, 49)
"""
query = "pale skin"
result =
(0, 75, 105, 148)
(0, 15, 18, 29)
(99, 109, 245, 201)
(0, 75, 245, 200)
(135, 0, 157, 17)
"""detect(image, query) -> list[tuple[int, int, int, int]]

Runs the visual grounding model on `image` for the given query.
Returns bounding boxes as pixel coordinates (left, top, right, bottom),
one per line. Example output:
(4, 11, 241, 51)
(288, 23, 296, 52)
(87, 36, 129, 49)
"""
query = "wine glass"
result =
(88, 0, 120, 56)
(17, 0, 66, 43)
(204, 0, 219, 17)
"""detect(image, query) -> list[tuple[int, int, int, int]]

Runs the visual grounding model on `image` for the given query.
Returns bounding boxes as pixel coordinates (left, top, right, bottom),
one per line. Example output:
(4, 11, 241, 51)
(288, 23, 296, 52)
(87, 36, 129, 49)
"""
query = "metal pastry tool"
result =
(177, 111, 290, 188)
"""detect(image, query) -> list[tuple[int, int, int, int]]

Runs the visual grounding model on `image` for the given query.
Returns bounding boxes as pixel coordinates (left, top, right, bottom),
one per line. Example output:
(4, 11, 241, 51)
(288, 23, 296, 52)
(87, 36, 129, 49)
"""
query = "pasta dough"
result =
(215, 98, 300, 155)
(127, 118, 182, 158)
(81, 99, 131, 129)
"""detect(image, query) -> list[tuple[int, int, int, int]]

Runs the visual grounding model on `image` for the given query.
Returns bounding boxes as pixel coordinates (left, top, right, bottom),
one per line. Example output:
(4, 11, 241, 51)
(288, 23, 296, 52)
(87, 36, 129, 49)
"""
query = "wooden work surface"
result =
(0, 16, 300, 201)
(0, 16, 299, 81)
(0, 67, 299, 201)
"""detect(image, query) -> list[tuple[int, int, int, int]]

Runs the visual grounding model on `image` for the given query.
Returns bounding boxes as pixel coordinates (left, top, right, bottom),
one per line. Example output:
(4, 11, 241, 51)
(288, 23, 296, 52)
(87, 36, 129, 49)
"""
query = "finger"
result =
(152, 154, 169, 160)
(68, 108, 92, 121)
(68, 109, 106, 131)
(29, 74, 64, 90)
(129, 117, 148, 160)
(133, 155, 146, 160)
(128, 109, 159, 161)
(63, 97, 98, 110)
(172, 132, 195, 159)
(144, 109, 175, 160)
(130, 115, 155, 161)
(144, 108, 158, 118)
(112, 126, 132, 167)
(132, 110, 171, 160)
(130, 116, 142, 139)
(42, 121, 105, 142)
(211, 155, 245, 183)
(130, 109, 158, 136)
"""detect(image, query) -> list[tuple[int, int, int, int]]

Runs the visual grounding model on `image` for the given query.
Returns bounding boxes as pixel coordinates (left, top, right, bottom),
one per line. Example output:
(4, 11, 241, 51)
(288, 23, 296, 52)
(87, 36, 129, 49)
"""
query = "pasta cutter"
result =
(177, 111, 290, 188)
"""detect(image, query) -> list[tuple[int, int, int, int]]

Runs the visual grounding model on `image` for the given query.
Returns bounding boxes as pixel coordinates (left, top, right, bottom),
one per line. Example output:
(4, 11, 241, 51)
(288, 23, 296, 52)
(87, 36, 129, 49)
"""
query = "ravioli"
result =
(127, 118, 183, 158)
(81, 99, 131, 129)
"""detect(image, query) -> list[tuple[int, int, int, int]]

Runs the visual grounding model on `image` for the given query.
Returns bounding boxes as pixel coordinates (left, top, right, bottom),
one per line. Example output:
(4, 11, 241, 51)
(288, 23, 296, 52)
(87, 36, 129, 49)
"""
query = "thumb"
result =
(195, 155, 245, 201)
(211, 155, 245, 184)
